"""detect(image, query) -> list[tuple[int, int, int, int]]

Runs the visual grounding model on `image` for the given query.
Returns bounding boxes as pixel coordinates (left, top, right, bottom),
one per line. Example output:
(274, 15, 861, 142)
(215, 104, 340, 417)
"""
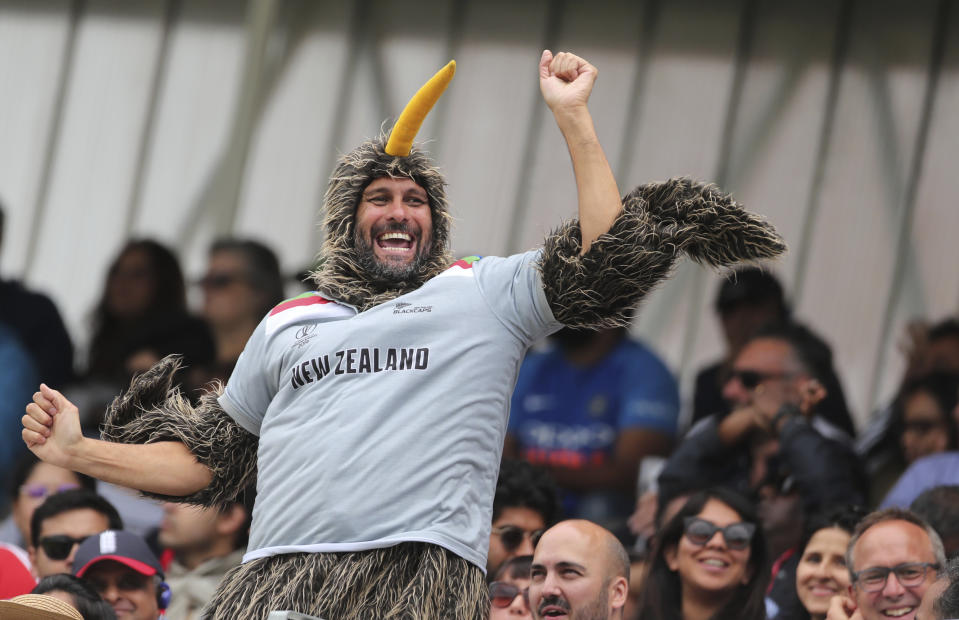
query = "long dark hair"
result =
(893, 372, 959, 459)
(776, 505, 867, 620)
(87, 239, 188, 378)
(637, 488, 769, 620)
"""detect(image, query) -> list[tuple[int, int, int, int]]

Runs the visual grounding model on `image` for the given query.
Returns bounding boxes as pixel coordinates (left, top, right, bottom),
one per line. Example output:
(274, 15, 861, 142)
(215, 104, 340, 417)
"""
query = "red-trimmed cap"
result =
(72, 530, 164, 579)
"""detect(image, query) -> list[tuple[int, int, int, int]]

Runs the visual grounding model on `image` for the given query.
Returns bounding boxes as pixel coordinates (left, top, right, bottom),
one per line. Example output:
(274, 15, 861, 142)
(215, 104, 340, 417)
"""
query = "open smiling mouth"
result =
(376, 231, 415, 253)
(881, 607, 915, 618)
(539, 606, 569, 617)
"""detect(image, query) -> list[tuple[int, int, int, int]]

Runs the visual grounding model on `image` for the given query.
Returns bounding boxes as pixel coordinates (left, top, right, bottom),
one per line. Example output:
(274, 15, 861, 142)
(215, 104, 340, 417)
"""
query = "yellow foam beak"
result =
(385, 60, 456, 157)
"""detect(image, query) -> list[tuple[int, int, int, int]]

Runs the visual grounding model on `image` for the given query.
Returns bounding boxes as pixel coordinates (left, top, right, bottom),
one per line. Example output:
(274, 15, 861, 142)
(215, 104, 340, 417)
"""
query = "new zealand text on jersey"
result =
(290, 347, 431, 389)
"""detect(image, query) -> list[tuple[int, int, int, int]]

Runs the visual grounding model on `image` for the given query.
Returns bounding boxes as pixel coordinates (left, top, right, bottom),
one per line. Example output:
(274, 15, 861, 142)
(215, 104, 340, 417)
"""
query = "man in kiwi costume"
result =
(23, 51, 785, 619)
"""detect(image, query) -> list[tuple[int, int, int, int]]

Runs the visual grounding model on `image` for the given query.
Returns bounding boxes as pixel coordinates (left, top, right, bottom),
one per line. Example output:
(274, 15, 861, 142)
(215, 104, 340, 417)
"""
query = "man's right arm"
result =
(23, 384, 212, 496)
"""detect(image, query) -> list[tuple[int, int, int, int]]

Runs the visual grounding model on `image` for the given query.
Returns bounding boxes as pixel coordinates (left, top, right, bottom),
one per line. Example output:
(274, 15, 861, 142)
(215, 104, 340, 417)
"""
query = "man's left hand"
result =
(539, 50, 597, 113)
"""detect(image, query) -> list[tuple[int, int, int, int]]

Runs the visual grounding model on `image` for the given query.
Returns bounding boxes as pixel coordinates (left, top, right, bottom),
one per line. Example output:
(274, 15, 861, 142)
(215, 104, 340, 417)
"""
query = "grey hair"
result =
(845, 507, 947, 583)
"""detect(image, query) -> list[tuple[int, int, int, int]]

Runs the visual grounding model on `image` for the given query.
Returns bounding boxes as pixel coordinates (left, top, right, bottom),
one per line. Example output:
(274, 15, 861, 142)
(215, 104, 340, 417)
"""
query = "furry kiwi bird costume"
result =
(99, 58, 785, 619)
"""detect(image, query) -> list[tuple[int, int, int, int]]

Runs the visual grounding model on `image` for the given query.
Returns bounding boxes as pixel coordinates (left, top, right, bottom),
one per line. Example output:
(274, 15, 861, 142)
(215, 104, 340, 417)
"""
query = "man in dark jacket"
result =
(659, 321, 865, 560)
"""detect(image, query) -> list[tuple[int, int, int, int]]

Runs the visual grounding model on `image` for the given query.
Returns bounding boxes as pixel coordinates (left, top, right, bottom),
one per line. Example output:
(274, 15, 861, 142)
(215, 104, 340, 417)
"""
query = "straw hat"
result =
(0, 594, 84, 620)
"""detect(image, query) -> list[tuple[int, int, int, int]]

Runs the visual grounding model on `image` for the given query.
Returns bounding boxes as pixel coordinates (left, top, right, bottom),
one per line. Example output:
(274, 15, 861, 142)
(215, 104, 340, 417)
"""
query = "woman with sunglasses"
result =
(636, 487, 769, 620)
(863, 372, 959, 506)
(1, 453, 95, 548)
(489, 555, 533, 619)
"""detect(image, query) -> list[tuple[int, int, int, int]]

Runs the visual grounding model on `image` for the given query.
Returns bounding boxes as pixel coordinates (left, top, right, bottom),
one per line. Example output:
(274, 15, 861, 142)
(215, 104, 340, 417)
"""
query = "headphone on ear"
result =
(157, 582, 172, 610)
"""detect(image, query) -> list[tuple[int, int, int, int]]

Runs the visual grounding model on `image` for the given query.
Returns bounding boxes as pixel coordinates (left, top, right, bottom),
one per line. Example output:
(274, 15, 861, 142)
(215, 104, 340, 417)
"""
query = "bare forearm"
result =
(553, 106, 622, 254)
(69, 438, 213, 496)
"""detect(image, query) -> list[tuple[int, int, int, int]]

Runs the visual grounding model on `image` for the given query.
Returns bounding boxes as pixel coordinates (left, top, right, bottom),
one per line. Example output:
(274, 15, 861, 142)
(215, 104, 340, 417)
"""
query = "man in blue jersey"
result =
(23, 51, 784, 618)
(507, 325, 678, 533)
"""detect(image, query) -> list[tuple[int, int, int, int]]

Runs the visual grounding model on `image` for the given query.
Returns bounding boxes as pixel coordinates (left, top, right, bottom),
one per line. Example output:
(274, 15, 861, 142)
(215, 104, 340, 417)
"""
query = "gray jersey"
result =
(219, 251, 560, 570)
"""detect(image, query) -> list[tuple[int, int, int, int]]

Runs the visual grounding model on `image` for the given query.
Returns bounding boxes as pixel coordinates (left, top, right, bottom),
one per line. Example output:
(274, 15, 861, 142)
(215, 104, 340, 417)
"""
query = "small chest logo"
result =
(393, 302, 432, 315)
(292, 324, 318, 349)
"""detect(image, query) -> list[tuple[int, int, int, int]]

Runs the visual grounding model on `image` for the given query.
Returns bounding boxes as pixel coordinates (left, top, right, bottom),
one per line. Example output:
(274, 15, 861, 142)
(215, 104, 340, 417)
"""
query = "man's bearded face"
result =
(354, 176, 434, 283)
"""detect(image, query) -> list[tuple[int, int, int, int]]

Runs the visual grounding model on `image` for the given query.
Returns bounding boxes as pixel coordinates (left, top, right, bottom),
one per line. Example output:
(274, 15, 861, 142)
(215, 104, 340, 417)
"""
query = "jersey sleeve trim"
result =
(266, 292, 356, 336)
(218, 391, 262, 437)
(435, 255, 482, 278)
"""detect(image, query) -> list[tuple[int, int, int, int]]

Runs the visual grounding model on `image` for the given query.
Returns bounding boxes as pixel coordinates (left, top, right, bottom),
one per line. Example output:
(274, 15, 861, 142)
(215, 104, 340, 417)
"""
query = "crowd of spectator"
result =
(2, 193, 959, 620)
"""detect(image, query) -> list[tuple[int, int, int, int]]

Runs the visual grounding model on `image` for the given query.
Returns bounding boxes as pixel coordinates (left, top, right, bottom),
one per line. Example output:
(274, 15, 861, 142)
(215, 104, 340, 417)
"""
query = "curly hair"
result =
(492, 460, 561, 526)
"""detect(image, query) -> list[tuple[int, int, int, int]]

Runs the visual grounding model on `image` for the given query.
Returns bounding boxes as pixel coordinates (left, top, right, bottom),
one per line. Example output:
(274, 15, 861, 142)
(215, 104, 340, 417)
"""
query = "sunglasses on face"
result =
(853, 562, 939, 593)
(491, 525, 543, 553)
(728, 369, 793, 390)
(489, 581, 530, 609)
(198, 273, 245, 290)
(683, 517, 755, 550)
(20, 483, 80, 500)
(39, 535, 89, 561)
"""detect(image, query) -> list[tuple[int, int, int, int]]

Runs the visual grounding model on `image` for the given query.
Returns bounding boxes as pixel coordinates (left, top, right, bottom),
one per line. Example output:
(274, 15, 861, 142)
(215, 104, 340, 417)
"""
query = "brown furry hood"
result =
(310, 134, 454, 312)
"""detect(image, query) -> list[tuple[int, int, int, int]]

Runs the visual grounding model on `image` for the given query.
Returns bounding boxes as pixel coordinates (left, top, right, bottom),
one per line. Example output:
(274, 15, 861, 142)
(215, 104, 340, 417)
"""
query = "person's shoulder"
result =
(616, 338, 675, 376)
(0, 542, 34, 598)
(435, 255, 484, 278)
(0, 279, 60, 313)
(440, 251, 541, 276)
(908, 450, 959, 472)
(265, 291, 356, 336)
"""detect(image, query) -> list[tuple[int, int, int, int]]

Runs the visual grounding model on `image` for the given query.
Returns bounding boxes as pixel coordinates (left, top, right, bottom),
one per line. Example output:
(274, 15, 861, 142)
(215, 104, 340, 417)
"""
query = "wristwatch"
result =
(772, 404, 801, 433)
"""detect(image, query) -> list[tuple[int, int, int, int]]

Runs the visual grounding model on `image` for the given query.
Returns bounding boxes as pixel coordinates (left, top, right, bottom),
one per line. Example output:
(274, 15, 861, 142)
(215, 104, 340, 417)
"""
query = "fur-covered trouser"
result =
(205, 543, 488, 620)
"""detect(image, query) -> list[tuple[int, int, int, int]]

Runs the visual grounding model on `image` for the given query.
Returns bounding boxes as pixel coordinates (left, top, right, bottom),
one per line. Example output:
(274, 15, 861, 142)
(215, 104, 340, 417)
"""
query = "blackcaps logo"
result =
(393, 302, 432, 315)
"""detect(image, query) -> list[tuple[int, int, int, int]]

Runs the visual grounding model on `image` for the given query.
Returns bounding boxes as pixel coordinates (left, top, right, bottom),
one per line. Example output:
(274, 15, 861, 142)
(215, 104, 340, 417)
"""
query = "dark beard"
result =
(535, 590, 609, 620)
(353, 226, 431, 286)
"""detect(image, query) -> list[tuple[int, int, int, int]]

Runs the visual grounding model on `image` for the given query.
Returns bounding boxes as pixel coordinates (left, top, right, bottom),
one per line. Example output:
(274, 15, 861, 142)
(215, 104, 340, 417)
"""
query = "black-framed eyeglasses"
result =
(728, 369, 794, 390)
(38, 534, 89, 561)
(489, 581, 530, 609)
(683, 517, 755, 550)
(852, 562, 940, 593)
(491, 525, 544, 553)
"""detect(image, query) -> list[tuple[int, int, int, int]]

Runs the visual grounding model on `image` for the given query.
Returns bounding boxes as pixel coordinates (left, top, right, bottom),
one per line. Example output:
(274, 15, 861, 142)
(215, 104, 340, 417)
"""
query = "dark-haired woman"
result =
(864, 372, 959, 504)
(86, 239, 214, 387)
(636, 488, 769, 620)
(0, 453, 95, 548)
(489, 555, 533, 619)
(74, 240, 214, 430)
(772, 506, 866, 620)
(896, 372, 959, 465)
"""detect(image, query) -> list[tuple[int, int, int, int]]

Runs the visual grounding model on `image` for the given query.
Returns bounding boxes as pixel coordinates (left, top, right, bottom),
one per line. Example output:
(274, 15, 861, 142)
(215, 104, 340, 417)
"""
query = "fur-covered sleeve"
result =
(99, 355, 258, 507)
(538, 177, 787, 329)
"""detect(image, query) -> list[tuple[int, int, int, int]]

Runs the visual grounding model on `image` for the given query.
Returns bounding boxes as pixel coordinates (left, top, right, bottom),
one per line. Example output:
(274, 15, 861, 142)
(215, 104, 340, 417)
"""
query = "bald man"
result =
(528, 519, 629, 620)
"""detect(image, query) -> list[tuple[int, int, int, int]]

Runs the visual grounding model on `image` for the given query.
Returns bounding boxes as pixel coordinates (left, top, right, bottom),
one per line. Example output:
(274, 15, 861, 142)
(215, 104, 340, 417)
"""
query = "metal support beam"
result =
(505, 0, 565, 255)
(174, 0, 279, 249)
(430, 0, 468, 165)
(792, 0, 854, 300)
(208, 0, 279, 236)
(24, 0, 85, 277)
(124, 0, 180, 238)
(310, 0, 373, 258)
(675, 0, 759, 386)
(866, 0, 950, 413)
(614, 0, 660, 184)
